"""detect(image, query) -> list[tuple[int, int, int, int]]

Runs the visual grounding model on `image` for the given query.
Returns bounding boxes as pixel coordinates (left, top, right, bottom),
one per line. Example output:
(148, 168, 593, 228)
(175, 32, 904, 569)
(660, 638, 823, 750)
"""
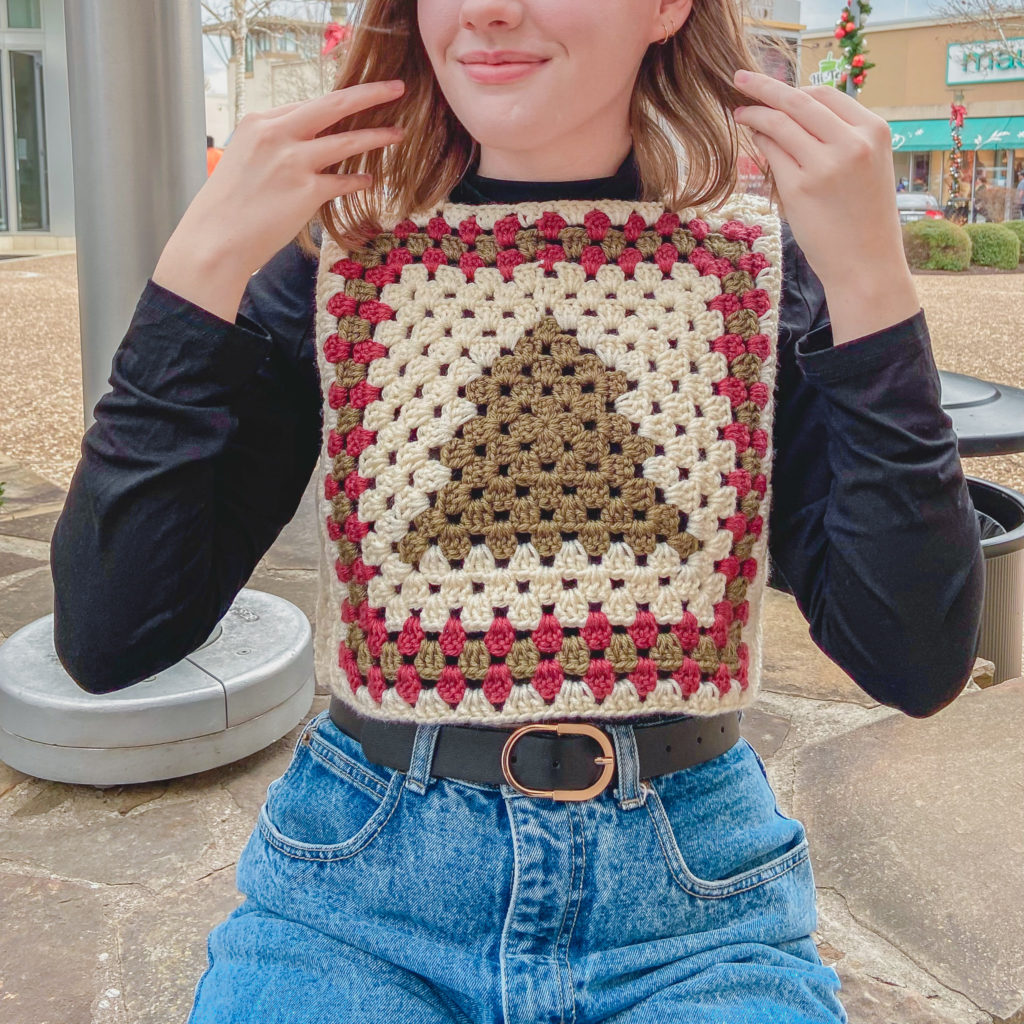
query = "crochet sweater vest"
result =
(313, 192, 783, 725)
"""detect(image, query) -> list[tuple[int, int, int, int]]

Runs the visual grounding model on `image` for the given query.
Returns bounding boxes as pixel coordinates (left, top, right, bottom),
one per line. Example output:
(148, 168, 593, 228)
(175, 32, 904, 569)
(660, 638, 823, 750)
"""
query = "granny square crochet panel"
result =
(313, 193, 784, 724)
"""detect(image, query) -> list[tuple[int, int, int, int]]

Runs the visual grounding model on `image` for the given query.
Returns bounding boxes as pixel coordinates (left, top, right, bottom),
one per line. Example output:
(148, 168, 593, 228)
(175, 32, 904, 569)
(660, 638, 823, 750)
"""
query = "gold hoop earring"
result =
(659, 21, 671, 45)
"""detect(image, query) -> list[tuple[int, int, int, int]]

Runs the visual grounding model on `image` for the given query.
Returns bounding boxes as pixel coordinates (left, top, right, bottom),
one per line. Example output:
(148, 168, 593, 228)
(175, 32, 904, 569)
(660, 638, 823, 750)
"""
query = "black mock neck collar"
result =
(448, 146, 643, 205)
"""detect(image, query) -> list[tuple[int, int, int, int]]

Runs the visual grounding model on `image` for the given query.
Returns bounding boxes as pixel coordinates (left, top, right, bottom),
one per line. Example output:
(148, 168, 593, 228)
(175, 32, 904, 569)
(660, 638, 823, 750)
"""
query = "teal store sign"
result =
(890, 115, 1024, 151)
(947, 38, 1024, 86)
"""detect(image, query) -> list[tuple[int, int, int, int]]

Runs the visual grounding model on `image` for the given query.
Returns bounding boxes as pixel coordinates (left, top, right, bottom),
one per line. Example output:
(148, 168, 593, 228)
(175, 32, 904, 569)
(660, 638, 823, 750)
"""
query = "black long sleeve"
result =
(50, 240, 322, 693)
(51, 224, 984, 716)
(767, 223, 985, 717)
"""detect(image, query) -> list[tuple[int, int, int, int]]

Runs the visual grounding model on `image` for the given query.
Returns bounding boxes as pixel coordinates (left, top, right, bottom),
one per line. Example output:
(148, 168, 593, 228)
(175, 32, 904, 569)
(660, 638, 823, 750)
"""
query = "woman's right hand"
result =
(152, 79, 406, 323)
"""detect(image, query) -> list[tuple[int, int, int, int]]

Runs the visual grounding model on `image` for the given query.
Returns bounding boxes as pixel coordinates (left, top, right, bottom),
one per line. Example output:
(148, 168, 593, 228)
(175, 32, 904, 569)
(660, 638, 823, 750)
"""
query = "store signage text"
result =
(809, 49, 847, 87)
(947, 38, 1024, 85)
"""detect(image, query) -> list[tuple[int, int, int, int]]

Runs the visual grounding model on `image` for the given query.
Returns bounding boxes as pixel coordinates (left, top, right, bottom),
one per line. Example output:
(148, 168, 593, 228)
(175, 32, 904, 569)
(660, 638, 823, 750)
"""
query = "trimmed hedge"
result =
(902, 218, 972, 271)
(962, 222, 1021, 269)
(1000, 219, 1024, 262)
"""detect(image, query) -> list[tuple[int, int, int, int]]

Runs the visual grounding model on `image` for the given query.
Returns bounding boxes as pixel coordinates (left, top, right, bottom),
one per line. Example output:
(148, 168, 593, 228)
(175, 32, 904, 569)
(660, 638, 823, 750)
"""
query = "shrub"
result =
(963, 222, 1021, 269)
(902, 218, 972, 271)
(1000, 220, 1024, 262)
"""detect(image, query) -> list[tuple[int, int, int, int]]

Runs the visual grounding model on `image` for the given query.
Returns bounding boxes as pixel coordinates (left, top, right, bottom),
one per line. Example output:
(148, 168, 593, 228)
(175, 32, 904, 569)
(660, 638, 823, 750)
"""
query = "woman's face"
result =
(417, 0, 692, 180)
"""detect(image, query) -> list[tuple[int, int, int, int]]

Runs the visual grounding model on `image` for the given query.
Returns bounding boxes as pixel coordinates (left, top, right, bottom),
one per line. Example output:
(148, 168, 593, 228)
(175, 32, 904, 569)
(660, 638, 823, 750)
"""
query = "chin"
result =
(439, 82, 565, 141)
(450, 110, 560, 155)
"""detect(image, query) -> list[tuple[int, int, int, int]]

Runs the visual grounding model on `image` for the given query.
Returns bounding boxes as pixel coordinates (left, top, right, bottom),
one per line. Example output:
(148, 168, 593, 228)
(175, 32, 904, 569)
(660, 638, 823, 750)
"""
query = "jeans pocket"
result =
(258, 711, 405, 862)
(644, 737, 810, 899)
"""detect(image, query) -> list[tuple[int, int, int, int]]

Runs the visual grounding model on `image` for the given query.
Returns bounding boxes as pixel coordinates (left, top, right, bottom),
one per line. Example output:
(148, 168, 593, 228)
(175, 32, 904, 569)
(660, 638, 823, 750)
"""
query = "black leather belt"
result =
(329, 696, 741, 802)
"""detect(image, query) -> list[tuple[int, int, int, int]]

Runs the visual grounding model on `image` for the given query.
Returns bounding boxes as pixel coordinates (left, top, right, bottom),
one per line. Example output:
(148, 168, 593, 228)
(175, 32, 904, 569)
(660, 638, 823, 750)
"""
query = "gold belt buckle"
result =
(501, 722, 616, 801)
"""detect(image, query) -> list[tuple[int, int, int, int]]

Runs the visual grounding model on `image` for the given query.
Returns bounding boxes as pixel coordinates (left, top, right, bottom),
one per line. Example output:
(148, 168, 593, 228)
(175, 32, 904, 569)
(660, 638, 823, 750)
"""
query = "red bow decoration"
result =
(322, 21, 351, 55)
(950, 102, 966, 128)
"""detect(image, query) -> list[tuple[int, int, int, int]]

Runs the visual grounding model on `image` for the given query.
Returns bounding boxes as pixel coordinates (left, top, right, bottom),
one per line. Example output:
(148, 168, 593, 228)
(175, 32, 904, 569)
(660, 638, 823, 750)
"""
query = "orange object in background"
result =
(206, 146, 224, 176)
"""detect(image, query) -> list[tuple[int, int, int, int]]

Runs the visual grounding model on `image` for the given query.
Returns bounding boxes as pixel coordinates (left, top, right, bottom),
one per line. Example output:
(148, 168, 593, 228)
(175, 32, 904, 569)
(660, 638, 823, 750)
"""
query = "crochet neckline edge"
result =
(328, 191, 777, 236)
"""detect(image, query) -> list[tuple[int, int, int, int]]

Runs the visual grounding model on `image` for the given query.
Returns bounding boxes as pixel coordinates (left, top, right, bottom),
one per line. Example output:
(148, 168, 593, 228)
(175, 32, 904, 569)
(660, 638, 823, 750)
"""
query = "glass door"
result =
(0, 61, 6, 231)
(10, 48, 47, 231)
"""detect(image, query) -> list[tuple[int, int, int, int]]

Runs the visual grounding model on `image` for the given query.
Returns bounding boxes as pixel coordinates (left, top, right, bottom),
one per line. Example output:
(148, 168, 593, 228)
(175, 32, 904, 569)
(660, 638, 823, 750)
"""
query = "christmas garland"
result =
(833, 2, 875, 91)
(322, 20, 352, 56)
(948, 102, 967, 208)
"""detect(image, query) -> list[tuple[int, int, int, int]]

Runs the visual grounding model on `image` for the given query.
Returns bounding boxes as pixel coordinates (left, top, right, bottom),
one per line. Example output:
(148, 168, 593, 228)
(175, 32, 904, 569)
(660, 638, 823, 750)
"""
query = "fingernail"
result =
(386, 79, 405, 91)
(735, 70, 750, 83)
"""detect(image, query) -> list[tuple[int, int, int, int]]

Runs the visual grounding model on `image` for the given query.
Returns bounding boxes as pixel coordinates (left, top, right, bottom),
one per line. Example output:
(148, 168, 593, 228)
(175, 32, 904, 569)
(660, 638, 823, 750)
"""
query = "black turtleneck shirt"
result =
(50, 148, 985, 719)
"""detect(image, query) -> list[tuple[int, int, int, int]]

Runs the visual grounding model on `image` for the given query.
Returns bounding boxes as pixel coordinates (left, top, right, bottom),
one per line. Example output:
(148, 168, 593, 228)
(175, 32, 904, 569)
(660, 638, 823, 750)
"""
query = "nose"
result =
(459, 0, 523, 32)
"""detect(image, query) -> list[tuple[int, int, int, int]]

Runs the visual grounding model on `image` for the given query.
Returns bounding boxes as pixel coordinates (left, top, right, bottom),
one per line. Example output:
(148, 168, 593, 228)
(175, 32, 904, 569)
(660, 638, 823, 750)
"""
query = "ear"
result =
(654, 0, 695, 44)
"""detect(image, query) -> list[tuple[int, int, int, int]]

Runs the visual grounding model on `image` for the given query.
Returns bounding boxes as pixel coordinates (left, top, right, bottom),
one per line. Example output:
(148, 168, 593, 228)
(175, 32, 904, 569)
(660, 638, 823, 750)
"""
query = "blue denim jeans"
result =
(187, 708, 847, 1023)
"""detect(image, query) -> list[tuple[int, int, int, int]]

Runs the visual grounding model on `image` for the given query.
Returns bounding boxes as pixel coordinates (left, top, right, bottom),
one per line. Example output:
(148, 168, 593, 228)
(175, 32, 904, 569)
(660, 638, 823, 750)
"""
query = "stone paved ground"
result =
(1, 255, 1023, 1023)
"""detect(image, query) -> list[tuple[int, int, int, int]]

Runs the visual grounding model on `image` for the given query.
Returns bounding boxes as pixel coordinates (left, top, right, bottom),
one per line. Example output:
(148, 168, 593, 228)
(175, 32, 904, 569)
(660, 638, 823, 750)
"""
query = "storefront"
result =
(800, 15, 1024, 223)
(0, 0, 74, 250)
(889, 114, 1024, 221)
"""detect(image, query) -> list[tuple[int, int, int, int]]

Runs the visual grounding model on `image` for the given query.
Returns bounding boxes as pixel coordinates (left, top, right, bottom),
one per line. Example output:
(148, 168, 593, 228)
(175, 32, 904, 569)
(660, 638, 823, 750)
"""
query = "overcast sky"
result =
(802, 0, 940, 29)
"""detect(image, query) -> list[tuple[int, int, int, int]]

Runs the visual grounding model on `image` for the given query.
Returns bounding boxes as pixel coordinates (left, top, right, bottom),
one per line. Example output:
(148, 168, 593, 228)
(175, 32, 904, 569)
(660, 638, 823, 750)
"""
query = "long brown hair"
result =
(295, 1, 795, 259)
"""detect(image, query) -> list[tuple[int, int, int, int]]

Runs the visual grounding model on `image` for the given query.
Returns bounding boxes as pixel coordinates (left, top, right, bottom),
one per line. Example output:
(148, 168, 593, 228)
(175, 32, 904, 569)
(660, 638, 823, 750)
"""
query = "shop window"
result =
(894, 152, 933, 195)
(976, 149, 1010, 189)
(893, 152, 910, 191)
(7, 0, 41, 29)
(910, 153, 930, 193)
(972, 149, 1015, 222)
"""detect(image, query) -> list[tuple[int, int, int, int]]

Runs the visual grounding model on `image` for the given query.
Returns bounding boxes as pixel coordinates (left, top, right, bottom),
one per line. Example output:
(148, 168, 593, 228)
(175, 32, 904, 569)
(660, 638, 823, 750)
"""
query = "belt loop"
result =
(607, 724, 648, 810)
(405, 722, 442, 795)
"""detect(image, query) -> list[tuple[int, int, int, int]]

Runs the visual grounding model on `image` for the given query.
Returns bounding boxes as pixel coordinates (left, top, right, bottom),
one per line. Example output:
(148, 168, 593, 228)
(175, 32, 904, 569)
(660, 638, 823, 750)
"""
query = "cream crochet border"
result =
(313, 192, 784, 724)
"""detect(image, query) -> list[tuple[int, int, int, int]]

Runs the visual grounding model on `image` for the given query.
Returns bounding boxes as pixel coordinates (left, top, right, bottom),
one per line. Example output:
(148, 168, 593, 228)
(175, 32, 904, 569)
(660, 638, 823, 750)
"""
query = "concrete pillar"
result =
(64, 0, 206, 430)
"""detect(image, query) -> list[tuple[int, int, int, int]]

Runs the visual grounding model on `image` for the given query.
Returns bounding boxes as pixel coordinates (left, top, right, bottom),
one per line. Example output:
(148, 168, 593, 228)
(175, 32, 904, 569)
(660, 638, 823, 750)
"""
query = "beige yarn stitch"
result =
(314, 192, 783, 725)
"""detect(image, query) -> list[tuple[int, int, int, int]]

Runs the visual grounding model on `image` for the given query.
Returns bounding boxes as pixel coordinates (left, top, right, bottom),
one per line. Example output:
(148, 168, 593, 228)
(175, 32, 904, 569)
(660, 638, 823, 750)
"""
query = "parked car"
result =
(896, 192, 944, 224)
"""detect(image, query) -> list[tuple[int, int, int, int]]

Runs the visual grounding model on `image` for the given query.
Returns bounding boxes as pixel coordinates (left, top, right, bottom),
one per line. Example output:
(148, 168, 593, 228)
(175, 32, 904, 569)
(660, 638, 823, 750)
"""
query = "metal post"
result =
(970, 149, 978, 222)
(64, 0, 207, 431)
(845, 1, 860, 98)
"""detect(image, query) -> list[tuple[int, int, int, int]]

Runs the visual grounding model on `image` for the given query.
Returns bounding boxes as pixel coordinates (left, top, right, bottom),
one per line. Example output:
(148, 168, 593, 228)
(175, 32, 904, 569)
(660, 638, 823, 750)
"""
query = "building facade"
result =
(0, 0, 74, 251)
(801, 14, 1024, 222)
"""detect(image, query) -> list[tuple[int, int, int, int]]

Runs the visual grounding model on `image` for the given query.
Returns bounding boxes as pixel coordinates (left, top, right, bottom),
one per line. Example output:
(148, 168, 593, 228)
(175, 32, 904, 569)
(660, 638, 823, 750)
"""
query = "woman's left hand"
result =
(731, 69, 920, 343)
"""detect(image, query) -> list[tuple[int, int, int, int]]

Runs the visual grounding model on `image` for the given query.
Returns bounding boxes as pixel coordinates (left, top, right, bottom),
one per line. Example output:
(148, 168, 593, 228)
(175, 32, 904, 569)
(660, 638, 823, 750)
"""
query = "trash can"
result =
(967, 476, 1024, 685)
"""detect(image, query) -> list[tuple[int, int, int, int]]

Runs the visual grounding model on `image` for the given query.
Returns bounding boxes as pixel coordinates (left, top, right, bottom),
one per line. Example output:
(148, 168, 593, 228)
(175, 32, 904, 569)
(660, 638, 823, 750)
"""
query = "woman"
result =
(51, 1, 984, 1020)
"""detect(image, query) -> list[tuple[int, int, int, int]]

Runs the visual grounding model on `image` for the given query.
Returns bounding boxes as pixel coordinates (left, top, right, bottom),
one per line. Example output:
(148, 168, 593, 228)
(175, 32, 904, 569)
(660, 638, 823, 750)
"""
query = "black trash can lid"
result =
(939, 371, 1024, 458)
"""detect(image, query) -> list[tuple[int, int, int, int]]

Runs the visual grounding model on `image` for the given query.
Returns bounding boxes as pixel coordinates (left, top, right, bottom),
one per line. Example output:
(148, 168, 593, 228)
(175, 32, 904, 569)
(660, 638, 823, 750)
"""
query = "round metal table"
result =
(938, 370, 1024, 458)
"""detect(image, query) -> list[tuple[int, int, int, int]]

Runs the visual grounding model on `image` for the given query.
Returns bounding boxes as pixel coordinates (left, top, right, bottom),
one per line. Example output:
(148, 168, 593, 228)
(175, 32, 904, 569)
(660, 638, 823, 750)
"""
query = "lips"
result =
(460, 60, 548, 84)
(459, 51, 548, 64)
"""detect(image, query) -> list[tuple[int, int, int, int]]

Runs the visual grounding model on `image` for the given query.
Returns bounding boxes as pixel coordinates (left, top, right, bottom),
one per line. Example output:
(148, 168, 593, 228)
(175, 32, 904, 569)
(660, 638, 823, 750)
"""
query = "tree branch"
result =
(927, 0, 1024, 46)
(199, 0, 231, 30)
